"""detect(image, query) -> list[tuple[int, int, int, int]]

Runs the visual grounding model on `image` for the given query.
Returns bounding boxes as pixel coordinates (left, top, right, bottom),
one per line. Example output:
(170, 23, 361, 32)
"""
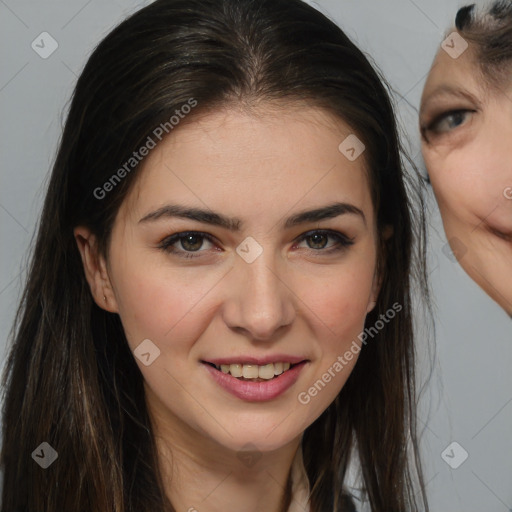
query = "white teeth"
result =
(229, 364, 243, 378)
(214, 361, 296, 379)
(258, 363, 275, 380)
(242, 364, 259, 379)
(273, 362, 283, 375)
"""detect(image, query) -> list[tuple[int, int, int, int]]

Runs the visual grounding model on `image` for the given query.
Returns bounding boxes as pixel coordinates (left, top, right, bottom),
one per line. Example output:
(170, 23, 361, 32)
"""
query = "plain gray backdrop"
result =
(0, 0, 511, 510)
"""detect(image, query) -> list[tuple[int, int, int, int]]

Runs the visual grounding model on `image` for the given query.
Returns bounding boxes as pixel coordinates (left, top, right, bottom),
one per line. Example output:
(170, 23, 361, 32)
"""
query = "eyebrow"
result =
(138, 201, 366, 230)
(420, 84, 479, 118)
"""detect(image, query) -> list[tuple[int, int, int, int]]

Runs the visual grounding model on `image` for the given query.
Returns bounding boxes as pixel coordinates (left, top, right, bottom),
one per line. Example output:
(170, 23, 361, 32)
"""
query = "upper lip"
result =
(204, 355, 307, 366)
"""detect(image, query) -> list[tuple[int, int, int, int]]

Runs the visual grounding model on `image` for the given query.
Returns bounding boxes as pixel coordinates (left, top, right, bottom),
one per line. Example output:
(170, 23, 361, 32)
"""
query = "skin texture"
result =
(420, 41, 512, 316)
(74, 105, 380, 511)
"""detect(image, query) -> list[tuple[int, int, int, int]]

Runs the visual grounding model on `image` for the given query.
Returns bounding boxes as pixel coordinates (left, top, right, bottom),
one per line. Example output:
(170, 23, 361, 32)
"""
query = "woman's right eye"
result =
(425, 109, 474, 135)
(158, 231, 217, 259)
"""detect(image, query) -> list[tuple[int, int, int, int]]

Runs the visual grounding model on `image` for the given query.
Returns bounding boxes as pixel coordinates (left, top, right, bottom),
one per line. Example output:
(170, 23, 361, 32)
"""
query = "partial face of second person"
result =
(77, 104, 380, 458)
(420, 42, 512, 315)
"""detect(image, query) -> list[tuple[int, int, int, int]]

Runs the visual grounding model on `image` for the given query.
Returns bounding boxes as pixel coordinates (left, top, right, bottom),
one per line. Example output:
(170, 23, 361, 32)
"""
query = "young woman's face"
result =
(103, 105, 379, 453)
(420, 44, 512, 315)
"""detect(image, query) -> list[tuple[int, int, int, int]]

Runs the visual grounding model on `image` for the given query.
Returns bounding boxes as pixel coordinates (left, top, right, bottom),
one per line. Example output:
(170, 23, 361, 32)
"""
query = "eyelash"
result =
(157, 229, 355, 259)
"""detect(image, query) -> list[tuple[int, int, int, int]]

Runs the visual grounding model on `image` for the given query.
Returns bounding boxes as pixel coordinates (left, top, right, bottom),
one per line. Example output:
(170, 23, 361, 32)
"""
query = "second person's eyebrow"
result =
(420, 84, 479, 118)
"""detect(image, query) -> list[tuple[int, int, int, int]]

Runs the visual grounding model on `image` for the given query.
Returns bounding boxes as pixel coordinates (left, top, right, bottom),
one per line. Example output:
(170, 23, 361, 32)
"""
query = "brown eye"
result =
(158, 231, 217, 259)
(295, 230, 354, 254)
(306, 232, 330, 250)
(178, 233, 205, 251)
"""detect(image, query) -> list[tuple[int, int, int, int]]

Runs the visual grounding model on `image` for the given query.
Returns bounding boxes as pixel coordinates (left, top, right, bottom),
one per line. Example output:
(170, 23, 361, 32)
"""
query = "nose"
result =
(222, 251, 296, 341)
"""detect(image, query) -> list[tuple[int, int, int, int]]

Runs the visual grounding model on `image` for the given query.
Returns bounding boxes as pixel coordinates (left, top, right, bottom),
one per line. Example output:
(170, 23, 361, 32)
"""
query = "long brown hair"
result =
(0, 0, 430, 510)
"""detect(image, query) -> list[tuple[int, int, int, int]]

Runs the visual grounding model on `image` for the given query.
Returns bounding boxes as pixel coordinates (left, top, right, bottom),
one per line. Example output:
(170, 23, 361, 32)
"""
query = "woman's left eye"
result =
(294, 230, 354, 253)
(157, 229, 354, 259)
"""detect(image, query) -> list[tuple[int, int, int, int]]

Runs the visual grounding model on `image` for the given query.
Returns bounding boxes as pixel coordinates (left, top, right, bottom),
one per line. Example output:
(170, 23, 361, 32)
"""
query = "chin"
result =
(211, 421, 304, 454)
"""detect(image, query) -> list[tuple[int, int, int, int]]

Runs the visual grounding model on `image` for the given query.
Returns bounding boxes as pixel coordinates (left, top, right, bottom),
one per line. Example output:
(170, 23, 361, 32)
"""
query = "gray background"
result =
(0, 0, 511, 510)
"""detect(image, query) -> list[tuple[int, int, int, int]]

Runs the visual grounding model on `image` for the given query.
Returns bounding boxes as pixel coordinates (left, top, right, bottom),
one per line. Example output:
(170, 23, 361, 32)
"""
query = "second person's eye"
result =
(426, 109, 474, 135)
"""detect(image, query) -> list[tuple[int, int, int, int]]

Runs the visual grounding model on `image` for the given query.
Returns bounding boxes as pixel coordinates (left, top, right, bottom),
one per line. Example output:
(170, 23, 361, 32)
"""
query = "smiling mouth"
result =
(203, 361, 302, 381)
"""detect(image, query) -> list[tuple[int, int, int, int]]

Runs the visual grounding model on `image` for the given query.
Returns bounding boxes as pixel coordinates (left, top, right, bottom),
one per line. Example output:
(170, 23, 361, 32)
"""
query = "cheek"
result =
(293, 266, 373, 417)
(110, 238, 376, 361)
(426, 137, 512, 226)
(426, 150, 485, 222)
(425, 152, 464, 209)
(111, 258, 226, 350)
(300, 256, 376, 346)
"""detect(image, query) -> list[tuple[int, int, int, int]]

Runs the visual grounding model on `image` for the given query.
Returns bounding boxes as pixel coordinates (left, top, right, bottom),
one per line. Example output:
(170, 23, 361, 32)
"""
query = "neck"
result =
(149, 402, 302, 512)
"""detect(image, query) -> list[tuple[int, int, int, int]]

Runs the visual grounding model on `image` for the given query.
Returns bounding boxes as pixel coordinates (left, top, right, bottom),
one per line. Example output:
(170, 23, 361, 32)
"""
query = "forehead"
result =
(421, 42, 483, 106)
(120, 105, 374, 223)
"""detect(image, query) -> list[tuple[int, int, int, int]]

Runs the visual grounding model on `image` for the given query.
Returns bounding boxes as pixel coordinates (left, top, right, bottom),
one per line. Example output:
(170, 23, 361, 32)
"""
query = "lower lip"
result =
(202, 362, 308, 402)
